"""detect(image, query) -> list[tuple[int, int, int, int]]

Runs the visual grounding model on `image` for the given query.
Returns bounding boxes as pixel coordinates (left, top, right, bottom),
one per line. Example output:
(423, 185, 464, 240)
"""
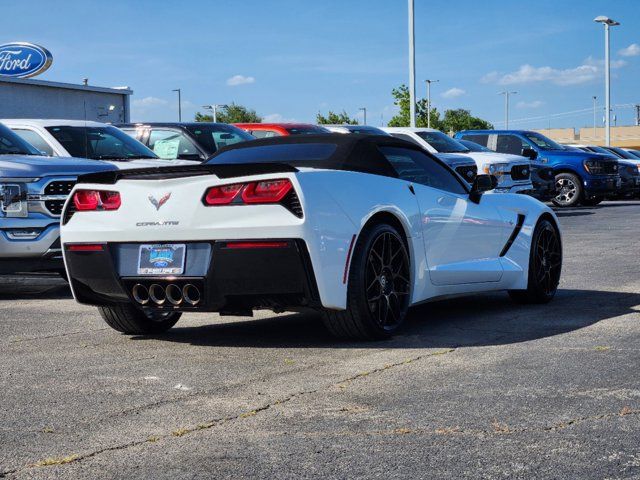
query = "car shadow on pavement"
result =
(131, 288, 640, 350)
(0, 275, 72, 300)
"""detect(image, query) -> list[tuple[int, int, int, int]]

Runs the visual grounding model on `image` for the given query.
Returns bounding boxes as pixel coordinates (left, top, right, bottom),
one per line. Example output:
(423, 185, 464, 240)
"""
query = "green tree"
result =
(316, 110, 358, 125)
(387, 84, 442, 129)
(195, 103, 262, 123)
(440, 109, 493, 133)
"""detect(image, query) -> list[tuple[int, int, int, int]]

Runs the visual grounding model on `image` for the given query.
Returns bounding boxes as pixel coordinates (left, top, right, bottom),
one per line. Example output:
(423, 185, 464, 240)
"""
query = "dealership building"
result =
(0, 76, 132, 123)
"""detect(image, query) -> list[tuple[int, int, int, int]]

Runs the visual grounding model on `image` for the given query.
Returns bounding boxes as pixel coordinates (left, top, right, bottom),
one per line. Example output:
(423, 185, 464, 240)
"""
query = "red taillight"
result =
(202, 179, 294, 207)
(203, 183, 243, 205)
(241, 179, 292, 204)
(224, 241, 289, 249)
(72, 190, 121, 211)
(67, 244, 105, 252)
(73, 190, 100, 210)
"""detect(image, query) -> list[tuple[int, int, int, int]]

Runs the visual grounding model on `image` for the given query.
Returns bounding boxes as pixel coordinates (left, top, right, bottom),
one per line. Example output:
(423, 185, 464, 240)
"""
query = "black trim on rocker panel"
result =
(499, 214, 526, 257)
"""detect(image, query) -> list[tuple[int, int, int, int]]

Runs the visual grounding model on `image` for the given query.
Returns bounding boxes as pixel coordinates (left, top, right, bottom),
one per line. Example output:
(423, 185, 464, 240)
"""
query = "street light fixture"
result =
(202, 104, 228, 123)
(172, 89, 182, 122)
(425, 79, 439, 129)
(594, 15, 620, 146)
(359, 107, 367, 125)
(498, 91, 517, 129)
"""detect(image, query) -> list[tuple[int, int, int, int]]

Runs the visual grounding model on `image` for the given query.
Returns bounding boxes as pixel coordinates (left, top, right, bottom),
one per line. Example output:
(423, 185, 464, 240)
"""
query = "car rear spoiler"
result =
(77, 163, 299, 185)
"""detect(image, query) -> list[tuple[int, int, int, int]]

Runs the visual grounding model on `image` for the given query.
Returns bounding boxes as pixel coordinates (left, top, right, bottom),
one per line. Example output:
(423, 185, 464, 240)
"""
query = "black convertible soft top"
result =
(78, 134, 442, 185)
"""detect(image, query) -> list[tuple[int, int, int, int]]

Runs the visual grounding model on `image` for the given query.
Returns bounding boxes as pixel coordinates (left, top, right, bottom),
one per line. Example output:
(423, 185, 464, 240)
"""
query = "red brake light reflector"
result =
(241, 179, 292, 204)
(224, 241, 289, 249)
(73, 190, 100, 210)
(204, 183, 243, 205)
(67, 244, 105, 252)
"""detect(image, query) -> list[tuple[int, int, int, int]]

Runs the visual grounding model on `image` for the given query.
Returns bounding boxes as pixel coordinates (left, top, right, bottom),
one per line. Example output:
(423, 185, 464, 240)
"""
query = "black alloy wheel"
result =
(365, 231, 411, 330)
(509, 218, 562, 304)
(321, 222, 411, 340)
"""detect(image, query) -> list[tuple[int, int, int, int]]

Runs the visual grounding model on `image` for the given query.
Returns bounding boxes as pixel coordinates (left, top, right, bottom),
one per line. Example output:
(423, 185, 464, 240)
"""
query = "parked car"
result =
(1, 119, 198, 169)
(384, 127, 532, 193)
(459, 139, 556, 201)
(322, 125, 390, 135)
(0, 122, 115, 276)
(455, 130, 620, 207)
(234, 123, 330, 137)
(116, 122, 254, 161)
(566, 144, 639, 199)
(623, 149, 640, 159)
(60, 134, 561, 340)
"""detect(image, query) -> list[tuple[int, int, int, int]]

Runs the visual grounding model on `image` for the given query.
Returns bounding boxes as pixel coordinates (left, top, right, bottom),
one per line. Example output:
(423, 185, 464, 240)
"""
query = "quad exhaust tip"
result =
(132, 283, 201, 307)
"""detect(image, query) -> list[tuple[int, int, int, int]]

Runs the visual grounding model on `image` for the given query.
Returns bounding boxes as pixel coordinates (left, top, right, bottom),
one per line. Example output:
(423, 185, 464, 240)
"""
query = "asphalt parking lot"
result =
(1, 201, 639, 479)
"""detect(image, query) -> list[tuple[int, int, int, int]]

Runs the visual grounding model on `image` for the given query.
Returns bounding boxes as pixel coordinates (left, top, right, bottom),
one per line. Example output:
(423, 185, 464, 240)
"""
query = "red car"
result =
(234, 123, 330, 138)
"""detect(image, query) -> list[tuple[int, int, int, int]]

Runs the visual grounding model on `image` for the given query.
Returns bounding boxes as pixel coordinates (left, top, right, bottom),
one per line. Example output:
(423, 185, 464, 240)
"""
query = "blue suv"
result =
(455, 130, 620, 207)
(0, 123, 115, 276)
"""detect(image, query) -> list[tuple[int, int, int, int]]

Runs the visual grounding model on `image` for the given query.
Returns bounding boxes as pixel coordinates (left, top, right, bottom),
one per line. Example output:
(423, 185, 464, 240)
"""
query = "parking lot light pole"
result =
(594, 16, 619, 147)
(592, 96, 597, 138)
(203, 104, 227, 123)
(172, 89, 182, 122)
(498, 91, 517, 129)
(425, 79, 439, 129)
(408, 0, 416, 127)
(359, 107, 367, 125)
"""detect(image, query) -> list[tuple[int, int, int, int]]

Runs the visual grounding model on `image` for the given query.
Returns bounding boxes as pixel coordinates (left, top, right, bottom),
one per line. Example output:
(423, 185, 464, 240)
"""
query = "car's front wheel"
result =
(509, 218, 562, 304)
(322, 222, 411, 340)
(552, 173, 582, 207)
(98, 305, 181, 334)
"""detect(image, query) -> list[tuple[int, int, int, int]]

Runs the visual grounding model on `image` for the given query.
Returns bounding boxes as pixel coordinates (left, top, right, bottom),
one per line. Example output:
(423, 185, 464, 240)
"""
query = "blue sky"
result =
(3, 0, 639, 129)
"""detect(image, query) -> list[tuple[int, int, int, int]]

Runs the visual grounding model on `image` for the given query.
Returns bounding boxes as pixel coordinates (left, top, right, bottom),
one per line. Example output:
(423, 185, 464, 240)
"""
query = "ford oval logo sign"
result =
(0, 42, 52, 78)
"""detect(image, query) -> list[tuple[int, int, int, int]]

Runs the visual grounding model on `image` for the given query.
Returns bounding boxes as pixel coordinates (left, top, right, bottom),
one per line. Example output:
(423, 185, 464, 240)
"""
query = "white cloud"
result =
(441, 87, 466, 99)
(482, 56, 628, 87)
(226, 75, 255, 86)
(132, 96, 168, 107)
(619, 43, 640, 57)
(516, 100, 544, 109)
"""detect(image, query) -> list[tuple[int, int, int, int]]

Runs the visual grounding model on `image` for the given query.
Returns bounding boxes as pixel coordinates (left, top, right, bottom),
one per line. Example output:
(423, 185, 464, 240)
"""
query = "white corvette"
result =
(61, 135, 562, 340)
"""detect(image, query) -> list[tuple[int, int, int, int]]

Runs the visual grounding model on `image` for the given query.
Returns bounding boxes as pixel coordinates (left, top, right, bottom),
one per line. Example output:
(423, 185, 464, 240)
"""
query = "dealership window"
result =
(12, 129, 54, 156)
(148, 129, 200, 160)
(378, 146, 466, 194)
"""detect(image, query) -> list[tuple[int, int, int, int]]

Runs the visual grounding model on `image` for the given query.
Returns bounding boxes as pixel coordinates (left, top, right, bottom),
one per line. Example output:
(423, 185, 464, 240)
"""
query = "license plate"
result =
(137, 244, 186, 275)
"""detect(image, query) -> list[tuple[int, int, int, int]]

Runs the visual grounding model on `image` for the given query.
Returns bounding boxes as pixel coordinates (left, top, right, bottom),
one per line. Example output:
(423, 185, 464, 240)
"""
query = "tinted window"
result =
(415, 131, 468, 153)
(207, 143, 337, 165)
(459, 139, 490, 152)
(285, 126, 329, 135)
(389, 133, 422, 147)
(119, 128, 139, 139)
(460, 134, 488, 147)
(496, 134, 528, 155)
(523, 132, 563, 151)
(185, 124, 254, 155)
(0, 124, 40, 155)
(608, 147, 637, 160)
(45, 125, 157, 160)
(378, 146, 466, 194)
(12, 129, 54, 155)
(344, 126, 389, 135)
(148, 129, 200, 160)
(251, 129, 281, 138)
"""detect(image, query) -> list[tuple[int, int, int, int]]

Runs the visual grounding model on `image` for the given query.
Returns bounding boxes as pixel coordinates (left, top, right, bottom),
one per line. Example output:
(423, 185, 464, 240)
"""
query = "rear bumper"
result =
(64, 240, 321, 313)
(0, 223, 63, 274)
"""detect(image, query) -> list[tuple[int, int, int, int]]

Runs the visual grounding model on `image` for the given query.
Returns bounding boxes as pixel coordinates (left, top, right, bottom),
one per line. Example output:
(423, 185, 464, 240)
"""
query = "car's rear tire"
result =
(581, 197, 603, 206)
(552, 173, 582, 207)
(509, 218, 562, 304)
(322, 222, 411, 340)
(98, 305, 181, 334)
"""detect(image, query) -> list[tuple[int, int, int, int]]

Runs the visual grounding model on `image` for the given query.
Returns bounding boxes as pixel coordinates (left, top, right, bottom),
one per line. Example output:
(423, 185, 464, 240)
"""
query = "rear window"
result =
(207, 143, 337, 165)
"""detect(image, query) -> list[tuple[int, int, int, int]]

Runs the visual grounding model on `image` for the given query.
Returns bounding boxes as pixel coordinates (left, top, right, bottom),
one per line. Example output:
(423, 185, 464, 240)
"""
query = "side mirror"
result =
(469, 174, 498, 204)
(521, 147, 537, 160)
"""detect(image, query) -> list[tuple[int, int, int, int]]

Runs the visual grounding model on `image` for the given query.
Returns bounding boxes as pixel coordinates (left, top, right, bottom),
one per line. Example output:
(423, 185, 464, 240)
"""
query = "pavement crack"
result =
(0, 347, 456, 476)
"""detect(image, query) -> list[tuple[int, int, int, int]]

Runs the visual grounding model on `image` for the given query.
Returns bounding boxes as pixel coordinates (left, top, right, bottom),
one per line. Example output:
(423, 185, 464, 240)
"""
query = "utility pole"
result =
(635, 104, 640, 126)
(172, 89, 182, 122)
(359, 107, 367, 125)
(408, 0, 416, 127)
(498, 91, 517, 129)
(592, 96, 597, 138)
(425, 79, 439, 129)
(595, 16, 620, 146)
